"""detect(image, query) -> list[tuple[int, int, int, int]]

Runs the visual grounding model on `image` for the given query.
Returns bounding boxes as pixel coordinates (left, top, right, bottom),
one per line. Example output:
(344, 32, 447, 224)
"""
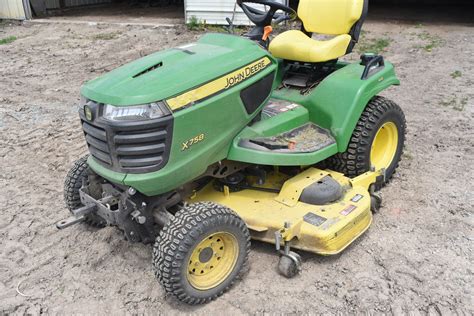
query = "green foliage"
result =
(0, 36, 17, 45)
(358, 37, 391, 54)
(205, 25, 228, 33)
(450, 70, 462, 79)
(417, 31, 444, 52)
(186, 16, 236, 33)
(187, 16, 206, 31)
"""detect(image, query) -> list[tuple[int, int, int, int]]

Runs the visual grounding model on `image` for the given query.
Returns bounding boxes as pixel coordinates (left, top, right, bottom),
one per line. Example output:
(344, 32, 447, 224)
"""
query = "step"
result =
(239, 123, 335, 154)
(227, 101, 338, 166)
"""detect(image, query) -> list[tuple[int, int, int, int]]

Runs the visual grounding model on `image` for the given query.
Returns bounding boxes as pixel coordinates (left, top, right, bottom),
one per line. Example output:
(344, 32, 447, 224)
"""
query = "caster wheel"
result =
(278, 251, 302, 278)
(370, 194, 382, 213)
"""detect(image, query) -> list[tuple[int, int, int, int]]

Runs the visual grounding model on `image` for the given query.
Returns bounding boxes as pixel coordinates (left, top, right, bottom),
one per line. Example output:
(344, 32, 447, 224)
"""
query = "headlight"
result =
(103, 102, 170, 121)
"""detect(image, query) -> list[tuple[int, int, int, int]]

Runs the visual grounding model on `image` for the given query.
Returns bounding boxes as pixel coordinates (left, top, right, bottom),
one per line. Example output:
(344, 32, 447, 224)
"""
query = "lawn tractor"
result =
(57, 0, 406, 305)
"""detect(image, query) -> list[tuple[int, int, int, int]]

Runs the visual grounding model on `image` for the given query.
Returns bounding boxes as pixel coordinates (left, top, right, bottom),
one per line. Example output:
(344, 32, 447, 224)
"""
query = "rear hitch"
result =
(56, 204, 96, 230)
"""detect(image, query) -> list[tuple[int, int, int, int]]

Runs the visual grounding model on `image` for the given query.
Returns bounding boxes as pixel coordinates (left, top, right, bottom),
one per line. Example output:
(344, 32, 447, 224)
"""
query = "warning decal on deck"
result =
(303, 212, 327, 227)
(340, 205, 357, 216)
(351, 194, 364, 203)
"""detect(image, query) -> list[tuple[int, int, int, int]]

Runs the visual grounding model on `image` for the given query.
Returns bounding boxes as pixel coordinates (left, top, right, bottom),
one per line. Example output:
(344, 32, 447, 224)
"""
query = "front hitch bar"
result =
(56, 204, 96, 230)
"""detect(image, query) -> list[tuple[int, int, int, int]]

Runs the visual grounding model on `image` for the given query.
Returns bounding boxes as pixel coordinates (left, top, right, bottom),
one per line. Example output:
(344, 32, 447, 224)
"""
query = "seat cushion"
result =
(269, 30, 352, 63)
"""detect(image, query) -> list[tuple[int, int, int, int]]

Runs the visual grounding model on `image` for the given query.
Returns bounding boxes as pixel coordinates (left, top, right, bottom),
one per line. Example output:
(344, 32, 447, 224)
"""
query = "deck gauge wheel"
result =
(278, 251, 302, 278)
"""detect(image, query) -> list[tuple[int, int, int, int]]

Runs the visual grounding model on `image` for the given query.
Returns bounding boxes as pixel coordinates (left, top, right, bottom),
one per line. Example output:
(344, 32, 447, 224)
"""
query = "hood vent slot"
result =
(133, 62, 163, 78)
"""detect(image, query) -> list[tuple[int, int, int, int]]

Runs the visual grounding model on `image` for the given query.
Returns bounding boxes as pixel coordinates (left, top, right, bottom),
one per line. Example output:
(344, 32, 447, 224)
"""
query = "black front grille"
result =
(80, 102, 173, 174)
(83, 122, 112, 165)
(114, 128, 167, 169)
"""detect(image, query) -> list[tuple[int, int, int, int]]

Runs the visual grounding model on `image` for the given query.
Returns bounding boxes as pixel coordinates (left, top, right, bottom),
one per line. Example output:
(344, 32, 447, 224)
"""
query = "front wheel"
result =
(326, 96, 406, 184)
(153, 202, 250, 305)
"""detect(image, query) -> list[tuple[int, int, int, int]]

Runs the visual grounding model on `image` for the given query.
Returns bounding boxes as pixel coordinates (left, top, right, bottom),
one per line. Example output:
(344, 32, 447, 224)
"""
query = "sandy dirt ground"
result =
(0, 17, 473, 314)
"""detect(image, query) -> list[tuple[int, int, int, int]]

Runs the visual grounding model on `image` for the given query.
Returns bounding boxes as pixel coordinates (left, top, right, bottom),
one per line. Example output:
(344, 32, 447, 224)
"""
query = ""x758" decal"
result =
(182, 133, 205, 151)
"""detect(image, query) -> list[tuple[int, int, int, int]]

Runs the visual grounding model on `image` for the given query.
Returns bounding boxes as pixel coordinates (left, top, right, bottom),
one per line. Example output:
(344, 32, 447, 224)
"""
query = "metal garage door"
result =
(185, 0, 288, 25)
(0, 0, 27, 19)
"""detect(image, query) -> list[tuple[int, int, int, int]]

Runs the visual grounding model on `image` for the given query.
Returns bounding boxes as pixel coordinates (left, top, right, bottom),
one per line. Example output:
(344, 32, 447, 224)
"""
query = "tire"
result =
(278, 251, 301, 278)
(326, 96, 406, 184)
(64, 155, 106, 227)
(153, 202, 250, 305)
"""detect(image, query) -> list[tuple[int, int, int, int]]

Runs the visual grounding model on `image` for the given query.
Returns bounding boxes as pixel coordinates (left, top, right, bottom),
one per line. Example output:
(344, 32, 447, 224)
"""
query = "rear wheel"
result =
(64, 155, 106, 227)
(326, 96, 406, 184)
(153, 202, 250, 305)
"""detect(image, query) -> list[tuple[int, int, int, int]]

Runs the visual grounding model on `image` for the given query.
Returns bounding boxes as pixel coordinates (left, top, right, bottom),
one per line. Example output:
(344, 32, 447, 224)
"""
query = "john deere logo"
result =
(166, 57, 272, 111)
(223, 59, 269, 89)
(84, 105, 93, 121)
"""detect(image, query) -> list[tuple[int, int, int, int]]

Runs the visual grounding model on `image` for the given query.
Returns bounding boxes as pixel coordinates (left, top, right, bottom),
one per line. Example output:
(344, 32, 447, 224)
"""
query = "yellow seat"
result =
(269, 0, 366, 63)
(269, 30, 352, 63)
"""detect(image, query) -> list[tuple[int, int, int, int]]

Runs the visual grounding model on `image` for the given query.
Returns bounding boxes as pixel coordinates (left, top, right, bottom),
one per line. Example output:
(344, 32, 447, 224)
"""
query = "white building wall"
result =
(185, 0, 288, 25)
(0, 0, 27, 20)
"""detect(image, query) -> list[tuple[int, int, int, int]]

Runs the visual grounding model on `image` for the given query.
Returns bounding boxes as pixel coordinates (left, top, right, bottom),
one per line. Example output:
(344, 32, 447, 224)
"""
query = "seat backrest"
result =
(298, 0, 366, 35)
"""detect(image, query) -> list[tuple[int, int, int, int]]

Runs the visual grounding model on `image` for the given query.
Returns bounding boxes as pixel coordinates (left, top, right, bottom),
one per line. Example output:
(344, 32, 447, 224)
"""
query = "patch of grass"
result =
(414, 23, 423, 29)
(358, 37, 391, 54)
(439, 96, 468, 112)
(186, 17, 234, 33)
(0, 36, 17, 45)
(92, 32, 120, 41)
(417, 31, 444, 52)
(450, 70, 462, 79)
(458, 97, 468, 112)
(423, 43, 436, 52)
(187, 16, 206, 31)
(206, 25, 228, 33)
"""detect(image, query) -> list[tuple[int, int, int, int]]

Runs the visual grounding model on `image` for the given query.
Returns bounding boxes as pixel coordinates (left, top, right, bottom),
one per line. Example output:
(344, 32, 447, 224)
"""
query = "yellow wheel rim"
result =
(187, 232, 239, 290)
(370, 121, 399, 170)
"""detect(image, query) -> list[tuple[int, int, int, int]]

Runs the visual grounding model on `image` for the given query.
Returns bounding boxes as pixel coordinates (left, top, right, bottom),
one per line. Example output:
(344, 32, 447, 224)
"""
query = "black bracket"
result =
(360, 54, 385, 80)
(225, 17, 234, 34)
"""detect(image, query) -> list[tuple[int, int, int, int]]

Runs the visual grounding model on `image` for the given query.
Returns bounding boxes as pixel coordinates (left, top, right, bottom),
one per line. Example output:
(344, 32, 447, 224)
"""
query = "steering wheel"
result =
(237, 0, 296, 27)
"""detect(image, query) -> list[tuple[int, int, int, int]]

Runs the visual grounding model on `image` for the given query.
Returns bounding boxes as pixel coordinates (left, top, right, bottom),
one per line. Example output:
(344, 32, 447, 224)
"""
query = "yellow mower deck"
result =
(189, 167, 381, 255)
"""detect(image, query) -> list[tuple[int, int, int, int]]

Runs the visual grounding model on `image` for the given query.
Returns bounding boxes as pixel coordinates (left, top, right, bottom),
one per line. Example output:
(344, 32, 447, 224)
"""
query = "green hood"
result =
(80, 33, 270, 106)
